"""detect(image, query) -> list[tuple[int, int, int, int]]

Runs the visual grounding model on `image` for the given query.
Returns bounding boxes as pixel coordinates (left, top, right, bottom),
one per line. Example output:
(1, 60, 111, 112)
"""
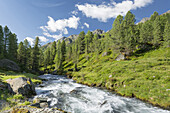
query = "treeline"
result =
(0, 11, 169, 74)
(0, 26, 41, 73)
(42, 11, 169, 73)
(0, 26, 18, 61)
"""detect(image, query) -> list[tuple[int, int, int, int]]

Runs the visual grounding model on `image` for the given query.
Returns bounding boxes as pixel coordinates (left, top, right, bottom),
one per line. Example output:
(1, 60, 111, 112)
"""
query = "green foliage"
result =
(31, 37, 40, 71)
(65, 47, 170, 109)
(163, 21, 170, 47)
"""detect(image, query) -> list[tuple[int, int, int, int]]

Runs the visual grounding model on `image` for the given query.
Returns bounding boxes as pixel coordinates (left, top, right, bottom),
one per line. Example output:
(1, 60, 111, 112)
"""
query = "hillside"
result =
(63, 48, 170, 109)
(40, 10, 170, 110)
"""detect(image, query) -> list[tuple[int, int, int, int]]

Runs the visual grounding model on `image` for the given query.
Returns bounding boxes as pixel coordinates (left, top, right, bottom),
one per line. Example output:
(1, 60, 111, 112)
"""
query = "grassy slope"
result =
(0, 70, 42, 111)
(64, 48, 170, 109)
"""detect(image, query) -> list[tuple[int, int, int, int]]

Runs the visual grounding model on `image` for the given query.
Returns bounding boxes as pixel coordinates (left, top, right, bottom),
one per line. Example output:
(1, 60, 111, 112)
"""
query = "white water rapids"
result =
(34, 74, 170, 113)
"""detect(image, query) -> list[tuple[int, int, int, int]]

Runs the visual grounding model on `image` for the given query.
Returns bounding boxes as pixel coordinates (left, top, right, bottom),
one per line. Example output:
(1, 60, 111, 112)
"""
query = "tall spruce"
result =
(122, 11, 136, 53)
(44, 47, 50, 69)
(163, 21, 170, 47)
(110, 15, 124, 50)
(8, 33, 18, 61)
(4, 26, 10, 57)
(54, 41, 61, 69)
(17, 42, 25, 70)
(50, 41, 56, 64)
(0, 25, 4, 59)
(32, 37, 40, 71)
(153, 16, 163, 46)
(77, 31, 85, 54)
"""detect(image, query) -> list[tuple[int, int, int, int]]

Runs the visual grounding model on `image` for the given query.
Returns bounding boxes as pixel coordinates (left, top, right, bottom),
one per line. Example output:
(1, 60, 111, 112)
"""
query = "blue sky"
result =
(0, 0, 169, 46)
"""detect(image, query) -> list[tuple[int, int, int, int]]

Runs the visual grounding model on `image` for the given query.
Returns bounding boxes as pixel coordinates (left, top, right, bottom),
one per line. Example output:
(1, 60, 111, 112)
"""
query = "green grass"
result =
(0, 69, 42, 112)
(0, 70, 42, 84)
(64, 48, 170, 109)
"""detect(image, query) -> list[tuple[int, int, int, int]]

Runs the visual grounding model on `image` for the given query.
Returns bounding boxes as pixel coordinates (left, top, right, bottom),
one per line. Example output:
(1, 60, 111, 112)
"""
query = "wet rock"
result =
(33, 97, 48, 103)
(30, 103, 40, 108)
(40, 102, 48, 108)
(100, 100, 107, 107)
(6, 77, 36, 97)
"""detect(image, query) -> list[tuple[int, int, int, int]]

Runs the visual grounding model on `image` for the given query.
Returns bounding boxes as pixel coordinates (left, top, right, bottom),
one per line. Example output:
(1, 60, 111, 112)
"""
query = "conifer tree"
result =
(0, 25, 4, 59)
(140, 21, 153, 44)
(32, 37, 40, 71)
(50, 41, 56, 64)
(8, 33, 18, 61)
(17, 42, 25, 70)
(77, 31, 85, 54)
(163, 21, 170, 47)
(110, 15, 124, 50)
(150, 12, 159, 22)
(4, 26, 10, 57)
(44, 47, 50, 69)
(122, 11, 136, 53)
(85, 31, 93, 54)
(54, 41, 61, 69)
(153, 16, 162, 46)
(23, 39, 30, 69)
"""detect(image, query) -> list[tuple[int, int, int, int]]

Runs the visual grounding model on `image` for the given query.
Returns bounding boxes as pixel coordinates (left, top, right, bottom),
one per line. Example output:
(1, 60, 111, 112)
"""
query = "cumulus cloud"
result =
(43, 32, 63, 40)
(76, 0, 153, 22)
(25, 37, 34, 46)
(71, 10, 78, 15)
(40, 16, 80, 40)
(38, 36, 49, 42)
(84, 23, 90, 28)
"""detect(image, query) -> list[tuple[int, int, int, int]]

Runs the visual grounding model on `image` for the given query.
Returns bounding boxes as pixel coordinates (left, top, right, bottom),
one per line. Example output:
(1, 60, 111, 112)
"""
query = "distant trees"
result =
(54, 40, 66, 72)
(0, 25, 18, 61)
(77, 31, 85, 54)
(1, 10, 170, 74)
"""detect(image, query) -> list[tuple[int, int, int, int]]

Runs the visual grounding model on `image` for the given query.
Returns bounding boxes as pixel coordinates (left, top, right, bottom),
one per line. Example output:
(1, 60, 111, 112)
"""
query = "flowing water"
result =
(35, 74, 170, 113)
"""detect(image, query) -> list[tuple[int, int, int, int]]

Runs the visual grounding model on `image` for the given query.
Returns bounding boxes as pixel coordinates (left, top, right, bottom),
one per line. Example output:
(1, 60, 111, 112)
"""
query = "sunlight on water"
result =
(34, 75, 170, 113)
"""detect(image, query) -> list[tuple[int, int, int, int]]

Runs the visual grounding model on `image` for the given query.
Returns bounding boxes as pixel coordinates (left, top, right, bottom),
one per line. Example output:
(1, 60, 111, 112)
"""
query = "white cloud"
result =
(25, 37, 34, 46)
(43, 32, 63, 41)
(84, 22, 89, 28)
(71, 10, 78, 15)
(40, 16, 80, 40)
(38, 36, 49, 42)
(81, 26, 84, 29)
(76, 0, 153, 22)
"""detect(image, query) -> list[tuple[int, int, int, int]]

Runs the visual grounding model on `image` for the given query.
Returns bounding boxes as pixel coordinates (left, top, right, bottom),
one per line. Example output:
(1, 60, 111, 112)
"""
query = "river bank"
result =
(62, 48, 170, 110)
(34, 74, 169, 113)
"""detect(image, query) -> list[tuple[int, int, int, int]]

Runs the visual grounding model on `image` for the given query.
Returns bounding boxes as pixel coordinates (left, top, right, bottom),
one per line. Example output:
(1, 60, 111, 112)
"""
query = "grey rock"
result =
(30, 103, 40, 108)
(40, 102, 48, 108)
(92, 29, 105, 35)
(115, 54, 126, 61)
(102, 52, 108, 57)
(33, 97, 48, 103)
(0, 59, 20, 72)
(6, 77, 36, 97)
